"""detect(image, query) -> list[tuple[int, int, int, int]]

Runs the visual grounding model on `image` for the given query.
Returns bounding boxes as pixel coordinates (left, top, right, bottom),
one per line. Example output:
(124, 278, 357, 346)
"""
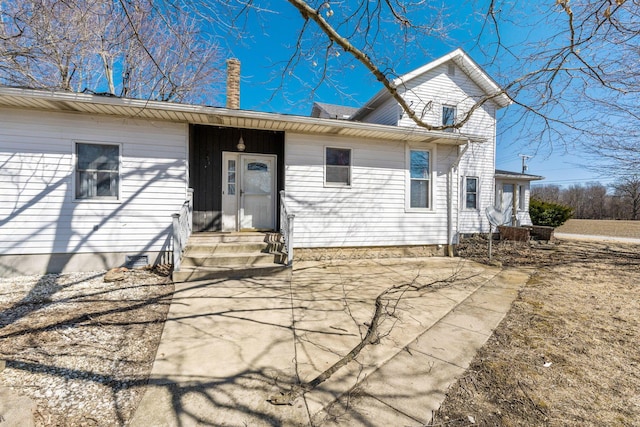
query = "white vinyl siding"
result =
(0, 108, 188, 256)
(360, 98, 401, 125)
(458, 142, 495, 233)
(285, 133, 456, 248)
(396, 62, 497, 136)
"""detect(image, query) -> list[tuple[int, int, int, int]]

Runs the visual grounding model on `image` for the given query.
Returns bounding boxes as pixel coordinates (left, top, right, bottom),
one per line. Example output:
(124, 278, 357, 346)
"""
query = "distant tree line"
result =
(532, 176, 640, 220)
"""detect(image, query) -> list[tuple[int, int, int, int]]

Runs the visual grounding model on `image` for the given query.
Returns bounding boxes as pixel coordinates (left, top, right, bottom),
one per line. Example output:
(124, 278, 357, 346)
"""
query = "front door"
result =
(502, 183, 515, 226)
(221, 152, 276, 231)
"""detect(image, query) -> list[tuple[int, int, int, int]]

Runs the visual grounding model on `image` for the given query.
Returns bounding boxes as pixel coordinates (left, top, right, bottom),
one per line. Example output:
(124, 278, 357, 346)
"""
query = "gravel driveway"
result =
(0, 268, 173, 426)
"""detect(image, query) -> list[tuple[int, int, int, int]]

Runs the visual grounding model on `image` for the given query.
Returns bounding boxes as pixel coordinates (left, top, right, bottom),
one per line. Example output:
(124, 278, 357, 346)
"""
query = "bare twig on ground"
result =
(268, 270, 463, 405)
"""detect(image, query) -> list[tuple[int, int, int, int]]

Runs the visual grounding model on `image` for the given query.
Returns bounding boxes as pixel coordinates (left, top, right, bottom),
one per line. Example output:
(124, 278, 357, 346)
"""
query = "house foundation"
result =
(293, 245, 445, 262)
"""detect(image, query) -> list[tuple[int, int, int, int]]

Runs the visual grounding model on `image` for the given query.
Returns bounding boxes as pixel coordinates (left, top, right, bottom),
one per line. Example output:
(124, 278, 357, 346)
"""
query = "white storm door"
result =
(221, 152, 239, 232)
(502, 183, 515, 226)
(240, 154, 276, 230)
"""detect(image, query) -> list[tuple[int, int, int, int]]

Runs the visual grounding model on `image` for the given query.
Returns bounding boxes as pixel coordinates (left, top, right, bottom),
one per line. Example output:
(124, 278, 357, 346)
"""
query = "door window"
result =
(227, 159, 236, 195)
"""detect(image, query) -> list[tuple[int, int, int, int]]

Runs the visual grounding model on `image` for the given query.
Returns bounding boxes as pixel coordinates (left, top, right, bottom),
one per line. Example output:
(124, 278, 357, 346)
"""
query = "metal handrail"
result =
(171, 188, 194, 272)
(279, 190, 295, 266)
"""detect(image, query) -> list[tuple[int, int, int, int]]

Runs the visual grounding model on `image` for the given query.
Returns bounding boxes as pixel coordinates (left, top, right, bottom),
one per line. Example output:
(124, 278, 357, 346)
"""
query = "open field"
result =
(433, 237, 640, 426)
(556, 219, 640, 239)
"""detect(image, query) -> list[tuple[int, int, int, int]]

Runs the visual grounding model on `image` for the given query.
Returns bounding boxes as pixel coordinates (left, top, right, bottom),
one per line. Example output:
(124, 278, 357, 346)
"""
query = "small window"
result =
(325, 147, 351, 186)
(466, 177, 478, 209)
(76, 142, 119, 200)
(442, 105, 456, 132)
(228, 159, 236, 195)
(518, 184, 525, 210)
(247, 162, 268, 171)
(410, 150, 430, 208)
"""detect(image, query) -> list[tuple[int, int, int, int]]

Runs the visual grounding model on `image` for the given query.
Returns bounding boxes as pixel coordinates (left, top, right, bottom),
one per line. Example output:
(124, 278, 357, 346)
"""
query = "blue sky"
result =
(221, 2, 609, 189)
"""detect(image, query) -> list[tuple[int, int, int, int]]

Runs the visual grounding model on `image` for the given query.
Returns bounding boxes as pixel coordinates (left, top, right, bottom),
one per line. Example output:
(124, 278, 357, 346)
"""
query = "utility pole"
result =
(519, 154, 532, 174)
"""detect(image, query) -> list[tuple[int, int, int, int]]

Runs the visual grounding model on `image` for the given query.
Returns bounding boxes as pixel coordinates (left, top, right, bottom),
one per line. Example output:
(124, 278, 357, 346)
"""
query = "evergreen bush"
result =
(529, 197, 573, 227)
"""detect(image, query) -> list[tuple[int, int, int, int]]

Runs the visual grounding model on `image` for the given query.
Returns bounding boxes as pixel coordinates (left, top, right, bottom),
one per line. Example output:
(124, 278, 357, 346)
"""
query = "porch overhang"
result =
(0, 86, 483, 146)
(495, 169, 544, 181)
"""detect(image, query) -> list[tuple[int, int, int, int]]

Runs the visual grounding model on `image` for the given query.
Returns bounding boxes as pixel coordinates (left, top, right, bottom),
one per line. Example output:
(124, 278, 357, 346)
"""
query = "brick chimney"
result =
(226, 58, 240, 110)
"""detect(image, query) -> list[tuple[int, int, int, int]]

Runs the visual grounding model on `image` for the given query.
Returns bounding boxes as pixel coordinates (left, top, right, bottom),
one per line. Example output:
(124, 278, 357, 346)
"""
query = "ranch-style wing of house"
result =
(0, 48, 538, 279)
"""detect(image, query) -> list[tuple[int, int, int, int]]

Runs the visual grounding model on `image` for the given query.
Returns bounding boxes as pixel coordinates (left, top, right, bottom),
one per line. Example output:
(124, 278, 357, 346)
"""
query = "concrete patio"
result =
(130, 257, 530, 426)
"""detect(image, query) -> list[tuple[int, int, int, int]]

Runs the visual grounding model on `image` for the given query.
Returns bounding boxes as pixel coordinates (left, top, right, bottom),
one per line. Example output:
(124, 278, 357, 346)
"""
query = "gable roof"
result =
(311, 102, 359, 120)
(495, 169, 544, 181)
(351, 48, 511, 121)
(0, 86, 486, 145)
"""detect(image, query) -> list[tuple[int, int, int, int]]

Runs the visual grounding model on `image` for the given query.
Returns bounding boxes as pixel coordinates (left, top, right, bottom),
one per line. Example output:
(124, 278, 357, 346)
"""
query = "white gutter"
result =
(447, 140, 471, 256)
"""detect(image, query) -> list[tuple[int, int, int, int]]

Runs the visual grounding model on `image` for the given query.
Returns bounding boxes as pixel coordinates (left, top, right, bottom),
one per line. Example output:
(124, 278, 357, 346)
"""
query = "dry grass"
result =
(432, 237, 640, 426)
(557, 219, 640, 239)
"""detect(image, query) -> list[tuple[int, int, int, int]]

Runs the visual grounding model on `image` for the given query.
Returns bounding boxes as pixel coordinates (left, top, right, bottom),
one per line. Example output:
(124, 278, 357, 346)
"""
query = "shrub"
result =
(529, 197, 573, 227)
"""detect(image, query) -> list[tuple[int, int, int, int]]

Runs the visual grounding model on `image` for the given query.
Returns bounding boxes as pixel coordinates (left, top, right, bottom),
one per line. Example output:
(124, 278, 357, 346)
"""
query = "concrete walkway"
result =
(130, 257, 530, 426)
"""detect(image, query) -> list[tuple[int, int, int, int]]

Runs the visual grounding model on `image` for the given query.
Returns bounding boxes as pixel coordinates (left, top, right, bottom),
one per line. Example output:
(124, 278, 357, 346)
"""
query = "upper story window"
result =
(409, 149, 430, 209)
(442, 105, 456, 132)
(75, 142, 119, 201)
(325, 147, 351, 186)
(466, 177, 478, 209)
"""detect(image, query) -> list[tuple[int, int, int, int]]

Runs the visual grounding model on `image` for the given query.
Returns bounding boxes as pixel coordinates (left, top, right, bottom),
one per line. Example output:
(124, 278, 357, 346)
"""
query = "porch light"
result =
(237, 135, 246, 151)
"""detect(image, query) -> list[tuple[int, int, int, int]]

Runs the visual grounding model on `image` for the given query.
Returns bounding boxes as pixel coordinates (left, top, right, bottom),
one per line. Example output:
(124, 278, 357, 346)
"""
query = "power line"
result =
(533, 177, 615, 185)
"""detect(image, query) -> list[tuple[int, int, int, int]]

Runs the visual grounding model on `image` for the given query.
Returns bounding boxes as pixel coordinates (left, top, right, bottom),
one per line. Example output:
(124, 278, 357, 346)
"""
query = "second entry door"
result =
(501, 183, 515, 226)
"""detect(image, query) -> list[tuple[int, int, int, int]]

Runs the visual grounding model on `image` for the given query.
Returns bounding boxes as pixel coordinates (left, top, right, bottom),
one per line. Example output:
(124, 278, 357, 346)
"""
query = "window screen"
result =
(326, 147, 351, 186)
(76, 143, 119, 200)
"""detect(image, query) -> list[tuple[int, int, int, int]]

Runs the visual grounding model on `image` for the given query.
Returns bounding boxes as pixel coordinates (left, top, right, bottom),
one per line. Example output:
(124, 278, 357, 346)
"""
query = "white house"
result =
(0, 49, 533, 277)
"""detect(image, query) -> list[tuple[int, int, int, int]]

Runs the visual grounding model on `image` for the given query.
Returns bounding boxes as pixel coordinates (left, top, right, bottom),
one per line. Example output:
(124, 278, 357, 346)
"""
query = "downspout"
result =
(447, 140, 470, 256)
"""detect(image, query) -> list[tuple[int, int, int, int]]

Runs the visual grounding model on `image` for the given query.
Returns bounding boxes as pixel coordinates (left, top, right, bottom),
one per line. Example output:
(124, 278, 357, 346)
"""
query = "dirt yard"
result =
(432, 235, 640, 426)
(556, 219, 640, 239)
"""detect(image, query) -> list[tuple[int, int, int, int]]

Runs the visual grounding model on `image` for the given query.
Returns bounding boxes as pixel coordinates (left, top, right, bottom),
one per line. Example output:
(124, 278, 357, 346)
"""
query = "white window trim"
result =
(518, 184, 526, 211)
(72, 140, 122, 204)
(442, 105, 457, 131)
(464, 176, 479, 211)
(324, 146, 352, 188)
(405, 143, 437, 212)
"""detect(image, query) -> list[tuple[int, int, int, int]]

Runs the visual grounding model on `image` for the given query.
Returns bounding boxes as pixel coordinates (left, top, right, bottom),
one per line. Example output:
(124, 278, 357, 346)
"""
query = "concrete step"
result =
(181, 252, 279, 268)
(173, 232, 288, 282)
(184, 241, 269, 255)
(188, 232, 274, 244)
(173, 264, 290, 282)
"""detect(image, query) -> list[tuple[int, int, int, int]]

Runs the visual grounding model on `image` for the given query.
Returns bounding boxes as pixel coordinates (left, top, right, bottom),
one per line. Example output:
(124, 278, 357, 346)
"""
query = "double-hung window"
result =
(325, 147, 351, 186)
(466, 177, 479, 209)
(75, 142, 120, 201)
(442, 105, 456, 132)
(409, 149, 430, 209)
